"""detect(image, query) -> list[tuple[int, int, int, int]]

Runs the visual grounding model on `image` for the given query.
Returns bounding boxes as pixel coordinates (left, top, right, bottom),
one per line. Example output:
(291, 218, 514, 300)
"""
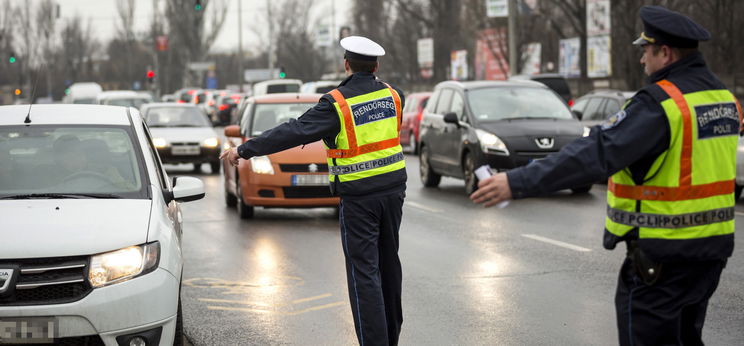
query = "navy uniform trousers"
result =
(339, 191, 405, 346)
(615, 257, 726, 346)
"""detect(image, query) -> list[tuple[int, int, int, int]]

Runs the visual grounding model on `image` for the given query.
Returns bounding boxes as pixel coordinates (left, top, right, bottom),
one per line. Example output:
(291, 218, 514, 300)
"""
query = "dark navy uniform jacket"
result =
(237, 72, 406, 197)
(505, 52, 732, 250)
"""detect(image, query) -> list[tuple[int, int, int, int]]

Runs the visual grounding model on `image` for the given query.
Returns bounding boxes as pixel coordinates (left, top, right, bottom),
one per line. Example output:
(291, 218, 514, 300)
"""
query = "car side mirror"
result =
(224, 125, 241, 138)
(443, 112, 460, 127)
(572, 110, 583, 120)
(172, 176, 205, 202)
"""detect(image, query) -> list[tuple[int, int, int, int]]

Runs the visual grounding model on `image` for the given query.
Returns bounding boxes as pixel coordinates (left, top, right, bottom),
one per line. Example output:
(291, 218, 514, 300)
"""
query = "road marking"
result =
(207, 301, 345, 316)
(198, 293, 332, 308)
(521, 234, 592, 252)
(291, 293, 332, 304)
(736, 211, 744, 217)
(405, 201, 441, 213)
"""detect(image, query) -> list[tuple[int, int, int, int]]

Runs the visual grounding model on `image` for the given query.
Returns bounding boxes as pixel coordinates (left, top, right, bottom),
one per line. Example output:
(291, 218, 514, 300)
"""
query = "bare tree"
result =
(272, 0, 328, 82)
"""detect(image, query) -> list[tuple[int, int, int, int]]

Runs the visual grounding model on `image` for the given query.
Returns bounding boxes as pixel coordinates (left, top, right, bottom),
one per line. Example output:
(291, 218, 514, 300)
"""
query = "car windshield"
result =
(468, 87, 573, 121)
(0, 125, 147, 199)
(104, 98, 150, 109)
(143, 107, 211, 127)
(251, 103, 313, 136)
(266, 84, 300, 94)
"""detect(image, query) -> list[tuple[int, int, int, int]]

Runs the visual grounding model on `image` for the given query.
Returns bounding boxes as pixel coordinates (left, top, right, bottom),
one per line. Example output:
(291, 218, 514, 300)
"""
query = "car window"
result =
(435, 89, 453, 114)
(468, 87, 573, 121)
(140, 122, 169, 191)
(572, 97, 589, 113)
(0, 125, 148, 198)
(534, 77, 571, 97)
(266, 84, 300, 94)
(420, 97, 429, 111)
(143, 107, 211, 128)
(450, 92, 466, 122)
(250, 102, 315, 136)
(583, 97, 606, 121)
(425, 90, 441, 113)
(603, 99, 621, 117)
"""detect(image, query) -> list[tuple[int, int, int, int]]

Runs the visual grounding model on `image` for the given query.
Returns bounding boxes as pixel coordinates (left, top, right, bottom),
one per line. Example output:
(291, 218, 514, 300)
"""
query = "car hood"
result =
(264, 140, 327, 164)
(478, 118, 583, 139)
(0, 199, 152, 259)
(149, 127, 218, 143)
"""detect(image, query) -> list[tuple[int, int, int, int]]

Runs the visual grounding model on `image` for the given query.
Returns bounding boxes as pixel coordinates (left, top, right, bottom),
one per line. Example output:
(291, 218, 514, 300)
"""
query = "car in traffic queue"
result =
(419, 80, 591, 194)
(571, 89, 635, 127)
(399, 92, 432, 155)
(251, 79, 303, 97)
(97, 90, 153, 110)
(0, 104, 205, 345)
(300, 80, 341, 94)
(214, 92, 246, 126)
(222, 93, 339, 218)
(139, 103, 222, 173)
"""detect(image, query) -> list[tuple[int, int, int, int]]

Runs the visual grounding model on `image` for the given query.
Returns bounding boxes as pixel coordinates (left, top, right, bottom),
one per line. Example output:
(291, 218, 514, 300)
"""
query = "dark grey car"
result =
(418, 80, 591, 194)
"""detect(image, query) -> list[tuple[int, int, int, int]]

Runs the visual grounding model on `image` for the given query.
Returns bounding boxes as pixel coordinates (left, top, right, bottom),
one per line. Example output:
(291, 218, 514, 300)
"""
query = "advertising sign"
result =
(587, 35, 611, 78)
(559, 37, 581, 78)
(475, 27, 510, 80)
(451, 50, 468, 80)
(521, 42, 541, 75)
(587, 0, 611, 36)
(486, 0, 508, 18)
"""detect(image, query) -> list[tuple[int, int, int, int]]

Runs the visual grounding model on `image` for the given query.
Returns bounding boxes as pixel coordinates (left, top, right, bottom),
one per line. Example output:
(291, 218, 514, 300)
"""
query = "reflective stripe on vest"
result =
(324, 84, 405, 184)
(605, 79, 738, 242)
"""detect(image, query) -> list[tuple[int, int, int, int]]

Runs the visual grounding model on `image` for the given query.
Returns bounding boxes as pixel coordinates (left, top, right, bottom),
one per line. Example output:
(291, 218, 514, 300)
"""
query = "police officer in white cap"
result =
(221, 36, 406, 346)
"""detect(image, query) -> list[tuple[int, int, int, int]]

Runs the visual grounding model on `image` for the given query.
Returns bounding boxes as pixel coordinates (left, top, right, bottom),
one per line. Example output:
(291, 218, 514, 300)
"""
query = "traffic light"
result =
(279, 66, 286, 79)
(194, 0, 202, 11)
(146, 70, 155, 83)
(9, 52, 16, 64)
(14, 88, 21, 96)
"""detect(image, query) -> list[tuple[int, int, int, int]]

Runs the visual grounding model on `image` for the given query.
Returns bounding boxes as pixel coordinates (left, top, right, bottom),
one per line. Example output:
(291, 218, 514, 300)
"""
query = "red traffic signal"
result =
(146, 70, 155, 79)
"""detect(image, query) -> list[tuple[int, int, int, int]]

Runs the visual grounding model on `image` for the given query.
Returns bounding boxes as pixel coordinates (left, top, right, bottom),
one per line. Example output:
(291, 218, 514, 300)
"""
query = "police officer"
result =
(470, 5, 742, 345)
(221, 36, 406, 346)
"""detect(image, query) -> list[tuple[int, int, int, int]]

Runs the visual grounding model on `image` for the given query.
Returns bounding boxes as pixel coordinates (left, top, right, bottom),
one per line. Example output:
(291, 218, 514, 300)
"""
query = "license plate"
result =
(171, 145, 200, 156)
(292, 174, 328, 186)
(0, 317, 56, 344)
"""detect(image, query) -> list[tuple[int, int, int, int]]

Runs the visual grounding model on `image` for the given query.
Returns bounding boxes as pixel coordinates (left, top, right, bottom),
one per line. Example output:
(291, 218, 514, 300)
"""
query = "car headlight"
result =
(88, 242, 160, 288)
(250, 155, 275, 174)
(203, 137, 220, 148)
(476, 129, 509, 155)
(152, 137, 168, 148)
(583, 126, 591, 137)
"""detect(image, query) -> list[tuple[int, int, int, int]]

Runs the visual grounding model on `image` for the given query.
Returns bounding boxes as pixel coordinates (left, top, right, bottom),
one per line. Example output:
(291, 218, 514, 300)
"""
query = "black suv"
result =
(418, 80, 591, 194)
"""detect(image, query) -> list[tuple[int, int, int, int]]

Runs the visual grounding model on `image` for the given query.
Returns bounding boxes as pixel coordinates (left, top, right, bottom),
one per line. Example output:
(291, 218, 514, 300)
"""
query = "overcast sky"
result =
(17, 0, 351, 53)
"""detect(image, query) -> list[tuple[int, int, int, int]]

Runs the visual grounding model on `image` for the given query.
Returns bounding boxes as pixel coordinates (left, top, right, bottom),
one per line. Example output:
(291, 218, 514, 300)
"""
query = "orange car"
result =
(222, 93, 339, 218)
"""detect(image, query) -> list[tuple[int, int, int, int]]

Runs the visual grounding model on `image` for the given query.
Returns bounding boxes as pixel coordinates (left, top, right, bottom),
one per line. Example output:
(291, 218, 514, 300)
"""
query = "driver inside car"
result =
(52, 135, 134, 190)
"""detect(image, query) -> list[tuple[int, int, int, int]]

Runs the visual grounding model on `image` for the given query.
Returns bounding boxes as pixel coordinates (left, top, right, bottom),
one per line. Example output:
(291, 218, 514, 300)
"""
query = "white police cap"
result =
(340, 36, 385, 62)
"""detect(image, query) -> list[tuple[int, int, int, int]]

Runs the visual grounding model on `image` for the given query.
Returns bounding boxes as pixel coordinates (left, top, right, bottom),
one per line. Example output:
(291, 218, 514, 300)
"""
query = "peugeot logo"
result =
(0, 268, 14, 294)
(535, 137, 554, 149)
(308, 163, 319, 173)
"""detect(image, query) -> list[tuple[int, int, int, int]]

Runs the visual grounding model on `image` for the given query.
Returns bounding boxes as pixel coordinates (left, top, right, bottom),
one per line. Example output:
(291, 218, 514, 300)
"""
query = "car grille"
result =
(283, 186, 333, 198)
(279, 163, 329, 173)
(15, 335, 105, 346)
(515, 151, 557, 159)
(0, 256, 92, 306)
(170, 142, 200, 146)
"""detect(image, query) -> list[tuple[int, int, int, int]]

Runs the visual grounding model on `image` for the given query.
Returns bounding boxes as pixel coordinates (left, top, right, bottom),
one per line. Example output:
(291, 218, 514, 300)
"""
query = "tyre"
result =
(463, 152, 478, 195)
(192, 163, 202, 173)
(735, 184, 743, 202)
(224, 180, 237, 208)
(419, 145, 441, 187)
(210, 161, 221, 174)
(173, 296, 183, 346)
(571, 185, 593, 194)
(236, 179, 254, 219)
(408, 132, 418, 155)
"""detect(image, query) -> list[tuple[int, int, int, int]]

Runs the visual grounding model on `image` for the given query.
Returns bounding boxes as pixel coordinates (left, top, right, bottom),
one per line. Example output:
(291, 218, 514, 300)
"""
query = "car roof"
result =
(436, 80, 549, 91)
(249, 93, 323, 104)
(0, 105, 132, 126)
(581, 89, 635, 99)
(97, 91, 151, 100)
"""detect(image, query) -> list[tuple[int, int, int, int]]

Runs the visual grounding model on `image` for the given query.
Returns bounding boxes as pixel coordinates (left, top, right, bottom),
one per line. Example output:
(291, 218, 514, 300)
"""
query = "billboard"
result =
(475, 27, 510, 80)
(559, 37, 581, 78)
(587, 0, 611, 36)
(486, 0, 509, 17)
(587, 35, 611, 78)
(451, 50, 468, 80)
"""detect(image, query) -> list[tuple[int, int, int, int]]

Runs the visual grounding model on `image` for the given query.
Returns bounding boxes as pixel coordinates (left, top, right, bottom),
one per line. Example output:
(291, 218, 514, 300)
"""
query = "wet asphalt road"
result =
(171, 156, 744, 346)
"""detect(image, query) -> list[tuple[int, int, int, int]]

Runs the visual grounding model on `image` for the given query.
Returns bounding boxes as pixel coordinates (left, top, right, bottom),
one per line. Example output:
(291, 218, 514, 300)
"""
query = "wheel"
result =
(236, 179, 254, 219)
(192, 163, 202, 172)
(735, 184, 743, 202)
(210, 161, 221, 174)
(408, 132, 418, 155)
(571, 185, 593, 194)
(419, 145, 441, 187)
(224, 176, 237, 208)
(173, 296, 184, 346)
(462, 152, 479, 194)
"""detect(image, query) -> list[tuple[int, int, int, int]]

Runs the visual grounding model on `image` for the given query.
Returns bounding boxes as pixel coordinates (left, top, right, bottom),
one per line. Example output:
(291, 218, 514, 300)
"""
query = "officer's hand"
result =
(219, 147, 241, 167)
(470, 172, 512, 207)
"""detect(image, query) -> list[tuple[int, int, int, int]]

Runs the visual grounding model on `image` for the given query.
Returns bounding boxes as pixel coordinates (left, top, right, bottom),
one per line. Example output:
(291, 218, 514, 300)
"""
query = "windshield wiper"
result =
(0, 193, 123, 200)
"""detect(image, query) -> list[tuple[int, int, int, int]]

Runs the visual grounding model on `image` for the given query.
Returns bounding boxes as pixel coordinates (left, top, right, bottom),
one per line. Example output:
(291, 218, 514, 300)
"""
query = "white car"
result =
(736, 134, 744, 200)
(97, 90, 153, 110)
(0, 104, 204, 345)
(252, 79, 302, 96)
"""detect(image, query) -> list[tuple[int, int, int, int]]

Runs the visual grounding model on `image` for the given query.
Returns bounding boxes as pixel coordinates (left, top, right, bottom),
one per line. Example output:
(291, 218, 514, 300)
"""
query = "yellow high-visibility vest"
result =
(606, 79, 742, 260)
(325, 83, 405, 184)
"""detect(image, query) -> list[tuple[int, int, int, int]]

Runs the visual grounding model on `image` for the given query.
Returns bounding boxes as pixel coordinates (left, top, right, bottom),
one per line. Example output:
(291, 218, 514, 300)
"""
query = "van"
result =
(252, 79, 302, 96)
(65, 82, 103, 104)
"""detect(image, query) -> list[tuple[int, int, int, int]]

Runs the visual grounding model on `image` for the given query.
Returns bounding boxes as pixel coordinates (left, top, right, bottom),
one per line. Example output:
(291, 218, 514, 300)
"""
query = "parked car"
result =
(139, 103, 222, 173)
(419, 80, 590, 194)
(222, 93, 339, 218)
(301, 80, 341, 94)
(399, 92, 432, 155)
(252, 79, 302, 96)
(510, 73, 574, 106)
(0, 104, 204, 345)
(736, 133, 744, 201)
(572, 89, 635, 126)
(97, 90, 153, 110)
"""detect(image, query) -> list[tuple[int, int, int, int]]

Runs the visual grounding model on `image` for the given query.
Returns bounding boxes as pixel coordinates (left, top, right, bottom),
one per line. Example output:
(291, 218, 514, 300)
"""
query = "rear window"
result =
(143, 107, 211, 127)
(267, 84, 300, 94)
(250, 103, 314, 136)
(468, 87, 573, 121)
(533, 77, 571, 97)
(0, 125, 148, 199)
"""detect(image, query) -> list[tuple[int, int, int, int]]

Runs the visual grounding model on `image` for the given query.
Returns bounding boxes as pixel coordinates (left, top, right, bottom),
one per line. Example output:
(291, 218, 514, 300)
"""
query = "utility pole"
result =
(237, 0, 244, 92)
(266, 0, 275, 76)
(507, 0, 518, 76)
